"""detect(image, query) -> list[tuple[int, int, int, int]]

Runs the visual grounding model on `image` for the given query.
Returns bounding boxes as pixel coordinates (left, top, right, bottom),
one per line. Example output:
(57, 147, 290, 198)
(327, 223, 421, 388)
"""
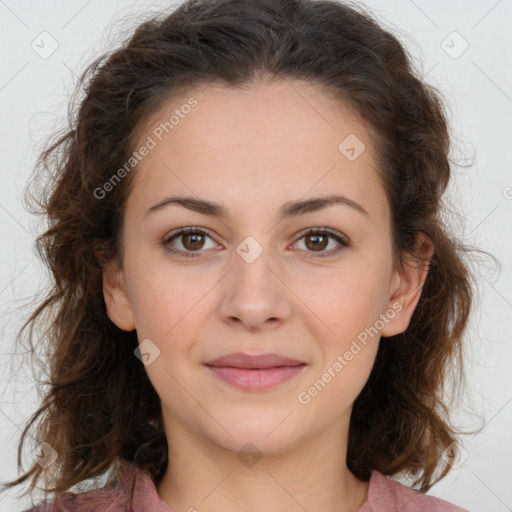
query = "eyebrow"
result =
(144, 194, 368, 221)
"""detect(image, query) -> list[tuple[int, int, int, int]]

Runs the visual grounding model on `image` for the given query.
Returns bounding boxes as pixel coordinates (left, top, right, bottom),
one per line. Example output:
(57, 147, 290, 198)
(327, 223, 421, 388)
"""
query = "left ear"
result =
(380, 232, 435, 337)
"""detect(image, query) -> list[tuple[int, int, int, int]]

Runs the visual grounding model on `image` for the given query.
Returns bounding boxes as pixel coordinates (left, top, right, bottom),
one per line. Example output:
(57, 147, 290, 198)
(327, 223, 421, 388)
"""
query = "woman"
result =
(2, 0, 477, 510)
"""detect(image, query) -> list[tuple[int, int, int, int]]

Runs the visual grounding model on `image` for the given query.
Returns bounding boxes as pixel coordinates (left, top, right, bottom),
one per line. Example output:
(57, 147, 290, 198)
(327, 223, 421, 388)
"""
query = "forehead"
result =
(128, 79, 388, 223)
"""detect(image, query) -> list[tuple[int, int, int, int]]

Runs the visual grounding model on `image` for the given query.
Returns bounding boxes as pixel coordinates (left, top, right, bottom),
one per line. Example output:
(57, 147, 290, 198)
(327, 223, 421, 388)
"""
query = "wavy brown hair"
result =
(3, 0, 485, 507)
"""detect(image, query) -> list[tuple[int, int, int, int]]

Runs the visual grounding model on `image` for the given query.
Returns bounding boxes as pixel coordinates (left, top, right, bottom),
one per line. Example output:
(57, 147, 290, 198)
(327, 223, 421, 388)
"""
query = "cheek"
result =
(125, 260, 225, 399)
(129, 270, 205, 409)
(298, 271, 385, 412)
(126, 248, 211, 337)
(306, 260, 392, 341)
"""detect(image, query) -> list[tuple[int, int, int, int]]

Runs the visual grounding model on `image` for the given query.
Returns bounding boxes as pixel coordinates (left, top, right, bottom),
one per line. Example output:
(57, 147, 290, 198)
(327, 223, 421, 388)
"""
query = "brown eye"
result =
(305, 233, 329, 251)
(163, 227, 218, 258)
(293, 228, 350, 258)
(181, 232, 206, 251)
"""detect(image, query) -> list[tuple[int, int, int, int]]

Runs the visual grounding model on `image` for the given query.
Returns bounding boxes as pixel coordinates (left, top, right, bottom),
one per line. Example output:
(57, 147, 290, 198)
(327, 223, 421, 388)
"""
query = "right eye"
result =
(162, 227, 219, 258)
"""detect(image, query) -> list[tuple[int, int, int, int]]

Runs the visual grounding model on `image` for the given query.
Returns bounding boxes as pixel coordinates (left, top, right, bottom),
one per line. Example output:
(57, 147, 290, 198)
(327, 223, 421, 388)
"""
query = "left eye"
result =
(163, 227, 349, 258)
(294, 228, 349, 257)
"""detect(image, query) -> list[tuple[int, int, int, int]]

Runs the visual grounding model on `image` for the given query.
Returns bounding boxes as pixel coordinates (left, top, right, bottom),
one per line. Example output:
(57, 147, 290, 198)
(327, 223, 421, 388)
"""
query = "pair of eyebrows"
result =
(144, 194, 369, 223)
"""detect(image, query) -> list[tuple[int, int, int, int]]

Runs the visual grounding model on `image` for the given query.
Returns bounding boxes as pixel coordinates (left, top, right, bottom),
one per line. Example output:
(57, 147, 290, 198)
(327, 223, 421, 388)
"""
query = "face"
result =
(102, 78, 431, 457)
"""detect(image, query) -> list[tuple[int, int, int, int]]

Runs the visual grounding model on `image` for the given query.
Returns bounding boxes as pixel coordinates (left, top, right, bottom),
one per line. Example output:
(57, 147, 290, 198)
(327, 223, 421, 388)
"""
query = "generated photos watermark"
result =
(94, 97, 198, 200)
(297, 302, 402, 405)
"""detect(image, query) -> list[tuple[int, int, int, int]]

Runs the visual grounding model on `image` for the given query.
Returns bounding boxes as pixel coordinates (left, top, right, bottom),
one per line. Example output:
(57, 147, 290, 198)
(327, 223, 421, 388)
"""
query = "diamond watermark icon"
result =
(31, 31, 59, 59)
(236, 236, 263, 264)
(33, 442, 58, 469)
(338, 134, 365, 161)
(441, 31, 469, 59)
(135, 338, 161, 366)
(441, 441, 469, 469)
(237, 442, 262, 468)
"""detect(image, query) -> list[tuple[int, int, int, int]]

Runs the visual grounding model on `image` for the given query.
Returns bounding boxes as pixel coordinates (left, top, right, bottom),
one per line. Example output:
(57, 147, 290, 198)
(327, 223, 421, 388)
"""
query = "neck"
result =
(156, 417, 369, 512)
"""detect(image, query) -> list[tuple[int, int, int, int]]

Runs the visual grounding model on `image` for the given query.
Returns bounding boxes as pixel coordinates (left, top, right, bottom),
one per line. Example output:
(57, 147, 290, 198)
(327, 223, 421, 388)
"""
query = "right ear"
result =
(99, 256, 136, 332)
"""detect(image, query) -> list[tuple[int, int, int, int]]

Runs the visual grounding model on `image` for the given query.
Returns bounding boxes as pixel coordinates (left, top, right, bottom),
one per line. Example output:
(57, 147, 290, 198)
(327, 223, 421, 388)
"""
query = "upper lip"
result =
(204, 352, 306, 369)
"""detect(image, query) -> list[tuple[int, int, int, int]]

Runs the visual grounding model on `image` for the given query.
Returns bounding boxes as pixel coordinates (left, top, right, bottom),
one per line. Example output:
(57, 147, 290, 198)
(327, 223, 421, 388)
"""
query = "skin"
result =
(102, 78, 434, 512)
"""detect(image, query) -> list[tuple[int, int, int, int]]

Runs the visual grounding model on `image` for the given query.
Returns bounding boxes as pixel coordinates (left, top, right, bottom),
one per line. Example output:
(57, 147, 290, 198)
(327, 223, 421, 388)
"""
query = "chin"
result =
(205, 412, 308, 458)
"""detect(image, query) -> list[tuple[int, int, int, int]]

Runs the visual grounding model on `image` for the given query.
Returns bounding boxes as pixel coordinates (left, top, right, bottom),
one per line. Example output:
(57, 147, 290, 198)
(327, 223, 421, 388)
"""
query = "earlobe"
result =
(101, 258, 136, 332)
(380, 233, 434, 337)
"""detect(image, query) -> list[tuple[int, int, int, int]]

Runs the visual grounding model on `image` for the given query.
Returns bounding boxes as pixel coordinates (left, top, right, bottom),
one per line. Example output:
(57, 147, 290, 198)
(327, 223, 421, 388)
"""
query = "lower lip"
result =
(205, 364, 306, 390)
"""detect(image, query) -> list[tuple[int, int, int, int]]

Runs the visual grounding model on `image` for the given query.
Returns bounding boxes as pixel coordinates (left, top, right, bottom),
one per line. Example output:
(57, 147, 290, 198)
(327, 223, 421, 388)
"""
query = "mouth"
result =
(203, 352, 307, 391)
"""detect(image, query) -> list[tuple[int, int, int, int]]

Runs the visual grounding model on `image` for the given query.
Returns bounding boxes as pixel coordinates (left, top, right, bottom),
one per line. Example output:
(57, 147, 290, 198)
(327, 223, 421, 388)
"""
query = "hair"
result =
(2, 0, 488, 507)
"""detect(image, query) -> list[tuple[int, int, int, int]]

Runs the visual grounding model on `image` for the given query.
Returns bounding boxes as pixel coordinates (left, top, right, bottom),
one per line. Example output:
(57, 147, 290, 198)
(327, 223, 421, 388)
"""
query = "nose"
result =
(216, 238, 293, 332)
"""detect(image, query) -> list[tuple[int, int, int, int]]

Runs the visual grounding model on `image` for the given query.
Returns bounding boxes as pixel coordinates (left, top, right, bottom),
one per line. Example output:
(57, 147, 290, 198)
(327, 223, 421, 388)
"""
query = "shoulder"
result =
(21, 485, 126, 512)
(360, 470, 470, 512)
(21, 460, 171, 512)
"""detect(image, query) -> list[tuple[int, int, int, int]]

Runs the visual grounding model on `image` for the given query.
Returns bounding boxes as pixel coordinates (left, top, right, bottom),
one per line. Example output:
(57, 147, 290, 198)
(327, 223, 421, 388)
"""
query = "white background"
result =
(0, 0, 511, 511)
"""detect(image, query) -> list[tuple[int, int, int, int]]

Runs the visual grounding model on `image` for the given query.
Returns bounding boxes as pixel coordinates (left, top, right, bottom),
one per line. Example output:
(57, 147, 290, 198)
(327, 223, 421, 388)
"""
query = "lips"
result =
(203, 352, 307, 390)
(204, 352, 305, 369)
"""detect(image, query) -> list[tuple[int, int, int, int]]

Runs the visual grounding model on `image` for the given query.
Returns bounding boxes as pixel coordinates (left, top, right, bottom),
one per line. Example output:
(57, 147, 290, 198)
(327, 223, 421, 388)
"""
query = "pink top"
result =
(26, 460, 469, 511)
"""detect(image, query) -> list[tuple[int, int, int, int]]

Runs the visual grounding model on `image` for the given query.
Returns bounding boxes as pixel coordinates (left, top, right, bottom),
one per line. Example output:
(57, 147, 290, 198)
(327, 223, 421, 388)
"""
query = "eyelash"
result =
(162, 227, 350, 259)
